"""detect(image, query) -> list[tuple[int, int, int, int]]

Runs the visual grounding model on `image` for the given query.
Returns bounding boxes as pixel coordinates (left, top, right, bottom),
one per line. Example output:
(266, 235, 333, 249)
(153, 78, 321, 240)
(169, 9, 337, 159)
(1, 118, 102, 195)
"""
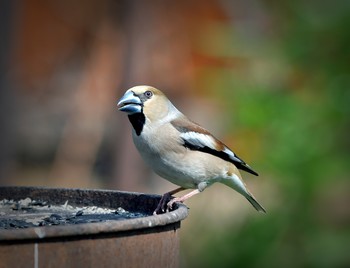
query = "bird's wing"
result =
(171, 118, 259, 176)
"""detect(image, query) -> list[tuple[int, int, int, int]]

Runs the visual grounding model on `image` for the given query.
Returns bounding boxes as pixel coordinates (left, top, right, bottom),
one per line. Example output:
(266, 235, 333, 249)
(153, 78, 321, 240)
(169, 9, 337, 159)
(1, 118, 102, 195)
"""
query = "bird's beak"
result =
(117, 91, 142, 114)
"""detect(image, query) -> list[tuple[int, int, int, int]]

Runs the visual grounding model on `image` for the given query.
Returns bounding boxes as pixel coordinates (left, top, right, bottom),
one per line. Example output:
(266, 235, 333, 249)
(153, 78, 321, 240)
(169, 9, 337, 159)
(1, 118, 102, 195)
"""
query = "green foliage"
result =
(183, 1, 350, 267)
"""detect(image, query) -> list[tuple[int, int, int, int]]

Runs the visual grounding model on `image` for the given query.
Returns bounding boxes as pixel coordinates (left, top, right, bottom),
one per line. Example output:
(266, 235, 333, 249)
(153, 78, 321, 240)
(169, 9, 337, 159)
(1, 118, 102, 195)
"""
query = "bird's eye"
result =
(144, 91, 153, 98)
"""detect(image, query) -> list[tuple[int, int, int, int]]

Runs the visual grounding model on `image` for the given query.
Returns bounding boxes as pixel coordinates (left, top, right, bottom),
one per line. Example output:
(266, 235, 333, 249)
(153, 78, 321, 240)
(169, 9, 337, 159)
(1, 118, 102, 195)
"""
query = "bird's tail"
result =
(222, 172, 266, 213)
(245, 192, 266, 213)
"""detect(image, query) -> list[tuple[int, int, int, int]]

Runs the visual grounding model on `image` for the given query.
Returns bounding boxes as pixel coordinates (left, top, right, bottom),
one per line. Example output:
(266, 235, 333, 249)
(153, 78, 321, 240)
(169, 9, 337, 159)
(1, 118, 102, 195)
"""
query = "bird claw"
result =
(166, 199, 177, 212)
(153, 192, 173, 215)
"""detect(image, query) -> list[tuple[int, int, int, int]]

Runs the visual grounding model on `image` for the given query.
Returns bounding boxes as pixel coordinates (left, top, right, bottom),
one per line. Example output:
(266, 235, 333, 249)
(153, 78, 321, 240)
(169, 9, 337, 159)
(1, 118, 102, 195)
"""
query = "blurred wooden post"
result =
(49, 21, 123, 187)
(0, 1, 16, 185)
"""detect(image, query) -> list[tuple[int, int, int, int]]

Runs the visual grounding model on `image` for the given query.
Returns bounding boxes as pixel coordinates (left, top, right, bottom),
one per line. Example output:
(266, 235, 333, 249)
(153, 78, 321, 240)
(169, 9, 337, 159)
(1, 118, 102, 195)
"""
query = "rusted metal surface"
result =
(0, 186, 188, 267)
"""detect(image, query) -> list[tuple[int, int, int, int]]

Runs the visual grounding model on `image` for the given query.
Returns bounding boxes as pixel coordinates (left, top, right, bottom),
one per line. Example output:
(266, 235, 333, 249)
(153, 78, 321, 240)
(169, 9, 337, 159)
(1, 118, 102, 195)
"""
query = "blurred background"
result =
(1, 0, 349, 267)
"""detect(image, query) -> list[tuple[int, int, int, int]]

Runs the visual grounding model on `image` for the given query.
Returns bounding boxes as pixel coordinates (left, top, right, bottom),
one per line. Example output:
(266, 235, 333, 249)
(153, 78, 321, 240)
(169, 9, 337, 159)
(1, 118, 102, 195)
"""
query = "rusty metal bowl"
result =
(0, 186, 188, 267)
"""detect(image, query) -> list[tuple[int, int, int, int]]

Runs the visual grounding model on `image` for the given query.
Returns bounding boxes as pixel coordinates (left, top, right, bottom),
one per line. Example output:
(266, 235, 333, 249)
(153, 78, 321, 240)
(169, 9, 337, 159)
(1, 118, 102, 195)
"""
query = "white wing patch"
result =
(178, 128, 258, 176)
(223, 147, 244, 164)
(180, 132, 217, 149)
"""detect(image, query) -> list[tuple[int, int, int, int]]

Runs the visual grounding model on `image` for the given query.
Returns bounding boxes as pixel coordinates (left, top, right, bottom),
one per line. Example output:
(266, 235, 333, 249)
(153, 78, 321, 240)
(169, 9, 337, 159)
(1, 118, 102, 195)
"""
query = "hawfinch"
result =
(117, 85, 266, 214)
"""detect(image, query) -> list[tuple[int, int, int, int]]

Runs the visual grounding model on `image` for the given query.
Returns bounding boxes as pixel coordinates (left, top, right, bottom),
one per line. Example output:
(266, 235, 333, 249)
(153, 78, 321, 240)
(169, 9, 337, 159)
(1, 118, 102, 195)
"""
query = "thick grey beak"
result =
(117, 91, 142, 114)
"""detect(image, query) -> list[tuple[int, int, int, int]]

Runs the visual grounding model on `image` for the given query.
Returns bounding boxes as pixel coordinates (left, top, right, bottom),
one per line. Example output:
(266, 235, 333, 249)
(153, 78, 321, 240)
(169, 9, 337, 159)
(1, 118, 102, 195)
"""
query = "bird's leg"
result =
(153, 187, 186, 215)
(167, 189, 201, 212)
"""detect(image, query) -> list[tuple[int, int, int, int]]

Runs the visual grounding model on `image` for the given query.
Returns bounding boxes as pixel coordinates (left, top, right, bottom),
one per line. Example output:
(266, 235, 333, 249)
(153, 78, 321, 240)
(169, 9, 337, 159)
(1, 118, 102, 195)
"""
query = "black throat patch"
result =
(128, 113, 146, 136)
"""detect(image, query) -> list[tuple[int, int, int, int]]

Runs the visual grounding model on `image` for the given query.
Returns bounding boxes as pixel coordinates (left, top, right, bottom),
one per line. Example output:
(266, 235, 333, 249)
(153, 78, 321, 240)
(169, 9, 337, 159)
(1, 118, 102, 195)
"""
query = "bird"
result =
(117, 85, 266, 214)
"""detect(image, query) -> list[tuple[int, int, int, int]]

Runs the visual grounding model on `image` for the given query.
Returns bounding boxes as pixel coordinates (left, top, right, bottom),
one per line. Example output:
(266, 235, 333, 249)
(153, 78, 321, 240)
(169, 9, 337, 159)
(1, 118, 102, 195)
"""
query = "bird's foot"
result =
(153, 187, 188, 215)
(166, 198, 182, 212)
(153, 192, 173, 215)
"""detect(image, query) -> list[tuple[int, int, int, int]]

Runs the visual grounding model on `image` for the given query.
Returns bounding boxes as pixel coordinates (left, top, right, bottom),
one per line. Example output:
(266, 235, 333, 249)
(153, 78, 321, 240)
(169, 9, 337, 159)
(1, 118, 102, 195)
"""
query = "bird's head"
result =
(117, 85, 177, 122)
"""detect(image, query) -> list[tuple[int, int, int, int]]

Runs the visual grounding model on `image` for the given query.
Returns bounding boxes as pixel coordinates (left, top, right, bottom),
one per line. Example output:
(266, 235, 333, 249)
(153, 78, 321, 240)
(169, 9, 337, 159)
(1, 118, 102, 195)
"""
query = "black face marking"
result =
(128, 112, 146, 136)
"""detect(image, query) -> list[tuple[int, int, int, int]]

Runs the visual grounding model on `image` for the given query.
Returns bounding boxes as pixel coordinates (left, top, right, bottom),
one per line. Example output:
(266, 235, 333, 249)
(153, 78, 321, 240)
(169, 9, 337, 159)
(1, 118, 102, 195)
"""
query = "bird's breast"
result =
(132, 127, 229, 189)
(132, 129, 203, 188)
